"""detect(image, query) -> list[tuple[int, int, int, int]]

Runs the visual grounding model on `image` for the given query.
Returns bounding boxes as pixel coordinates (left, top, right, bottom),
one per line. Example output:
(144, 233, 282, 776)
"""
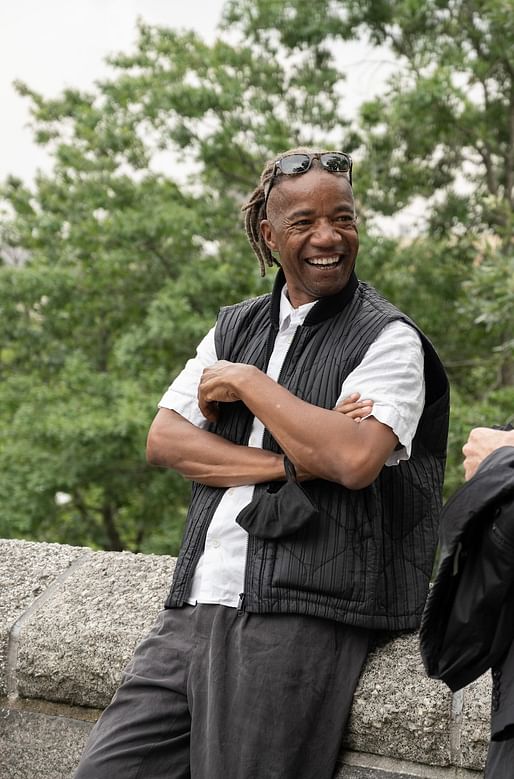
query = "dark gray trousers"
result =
(485, 735, 514, 778)
(74, 605, 370, 779)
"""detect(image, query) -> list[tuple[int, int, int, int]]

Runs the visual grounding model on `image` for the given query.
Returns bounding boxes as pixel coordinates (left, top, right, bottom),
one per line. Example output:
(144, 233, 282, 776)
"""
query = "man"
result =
(74, 148, 449, 779)
(420, 424, 514, 779)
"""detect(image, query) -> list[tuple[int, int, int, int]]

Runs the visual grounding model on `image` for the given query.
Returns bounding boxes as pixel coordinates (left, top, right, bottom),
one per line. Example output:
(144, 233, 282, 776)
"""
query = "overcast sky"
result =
(0, 0, 225, 182)
(0, 1, 398, 185)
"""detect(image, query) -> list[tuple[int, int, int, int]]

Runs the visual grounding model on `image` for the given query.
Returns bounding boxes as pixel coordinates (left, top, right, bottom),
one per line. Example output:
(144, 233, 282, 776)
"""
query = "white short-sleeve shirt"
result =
(159, 286, 425, 607)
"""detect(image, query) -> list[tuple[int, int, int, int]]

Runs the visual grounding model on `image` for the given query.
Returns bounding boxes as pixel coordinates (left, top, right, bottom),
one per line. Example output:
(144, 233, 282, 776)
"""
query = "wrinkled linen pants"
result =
(74, 604, 370, 779)
(485, 733, 514, 778)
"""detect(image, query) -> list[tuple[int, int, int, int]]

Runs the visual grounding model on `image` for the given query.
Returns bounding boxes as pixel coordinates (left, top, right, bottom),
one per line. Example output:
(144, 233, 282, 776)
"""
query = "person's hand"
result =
(198, 360, 257, 422)
(334, 393, 373, 423)
(463, 426, 514, 481)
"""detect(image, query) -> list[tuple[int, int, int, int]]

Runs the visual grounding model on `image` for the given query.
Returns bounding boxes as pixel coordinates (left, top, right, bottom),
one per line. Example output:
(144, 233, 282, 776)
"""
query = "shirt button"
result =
(211, 539, 221, 549)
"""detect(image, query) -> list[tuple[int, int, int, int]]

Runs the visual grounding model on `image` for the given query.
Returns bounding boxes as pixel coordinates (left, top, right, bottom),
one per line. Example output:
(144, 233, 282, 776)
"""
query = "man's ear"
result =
(260, 219, 278, 252)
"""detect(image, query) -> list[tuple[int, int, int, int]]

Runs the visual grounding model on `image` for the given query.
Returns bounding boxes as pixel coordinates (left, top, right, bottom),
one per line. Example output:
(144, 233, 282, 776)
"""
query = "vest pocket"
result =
(268, 494, 378, 607)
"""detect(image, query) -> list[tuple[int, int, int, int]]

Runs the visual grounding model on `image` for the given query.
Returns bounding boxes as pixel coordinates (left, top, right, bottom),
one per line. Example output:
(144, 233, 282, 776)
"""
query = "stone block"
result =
(0, 539, 497, 777)
(0, 706, 92, 779)
(338, 750, 483, 777)
(16, 550, 176, 708)
(345, 633, 453, 767)
(0, 540, 89, 697)
(459, 673, 491, 770)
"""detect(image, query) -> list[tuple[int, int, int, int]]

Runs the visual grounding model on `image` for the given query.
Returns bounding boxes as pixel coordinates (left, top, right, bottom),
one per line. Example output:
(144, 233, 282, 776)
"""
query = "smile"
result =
(305, 255, 342, 268)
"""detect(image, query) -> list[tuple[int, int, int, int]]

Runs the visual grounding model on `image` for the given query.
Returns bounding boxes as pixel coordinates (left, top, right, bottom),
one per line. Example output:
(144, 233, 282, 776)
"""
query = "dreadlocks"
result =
(241, 157, 276, 277)
(241, 146, 320, 277)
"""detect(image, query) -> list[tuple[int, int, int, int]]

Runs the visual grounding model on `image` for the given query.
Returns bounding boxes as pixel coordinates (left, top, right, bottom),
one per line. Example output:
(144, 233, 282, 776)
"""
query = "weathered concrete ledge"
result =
(0, 539, 489, 778)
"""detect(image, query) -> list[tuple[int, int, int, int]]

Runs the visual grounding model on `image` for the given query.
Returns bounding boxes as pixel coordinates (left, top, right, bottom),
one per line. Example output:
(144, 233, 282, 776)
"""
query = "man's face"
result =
(260, 168, 359, 308)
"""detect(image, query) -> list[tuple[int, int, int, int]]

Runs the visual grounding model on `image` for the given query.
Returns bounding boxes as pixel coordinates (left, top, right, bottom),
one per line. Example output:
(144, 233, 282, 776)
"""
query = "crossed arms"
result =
(147, 361, 396, 491)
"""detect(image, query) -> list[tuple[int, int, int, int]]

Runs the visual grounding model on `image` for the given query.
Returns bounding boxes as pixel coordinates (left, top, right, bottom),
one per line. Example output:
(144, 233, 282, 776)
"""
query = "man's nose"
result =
(311, 221, 339, 246)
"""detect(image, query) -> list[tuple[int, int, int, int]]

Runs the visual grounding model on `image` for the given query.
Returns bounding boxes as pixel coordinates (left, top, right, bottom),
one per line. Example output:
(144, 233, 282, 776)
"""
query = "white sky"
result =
(0, 1, 399, 191)
(0, 0, 226, 182)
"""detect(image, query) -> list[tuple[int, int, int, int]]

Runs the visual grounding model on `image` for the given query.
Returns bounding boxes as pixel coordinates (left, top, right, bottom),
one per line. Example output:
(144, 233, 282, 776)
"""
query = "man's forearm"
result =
(199, 363, 398, 489)
(239, 372, 394, 488)
(147, 408, 286, 487)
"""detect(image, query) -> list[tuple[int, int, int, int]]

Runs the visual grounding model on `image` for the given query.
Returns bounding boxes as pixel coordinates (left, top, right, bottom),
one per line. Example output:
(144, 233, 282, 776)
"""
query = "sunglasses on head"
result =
(264, 151, 353, 214)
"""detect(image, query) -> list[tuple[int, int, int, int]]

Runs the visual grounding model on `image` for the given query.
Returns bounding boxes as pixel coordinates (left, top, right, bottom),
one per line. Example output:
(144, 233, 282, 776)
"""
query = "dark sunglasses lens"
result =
(320, 153, 350, 173)
(279, 154, 311, 175)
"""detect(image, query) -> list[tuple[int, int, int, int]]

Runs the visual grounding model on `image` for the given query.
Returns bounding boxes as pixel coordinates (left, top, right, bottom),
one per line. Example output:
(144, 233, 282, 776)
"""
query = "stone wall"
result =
(0, 539, 489, 778)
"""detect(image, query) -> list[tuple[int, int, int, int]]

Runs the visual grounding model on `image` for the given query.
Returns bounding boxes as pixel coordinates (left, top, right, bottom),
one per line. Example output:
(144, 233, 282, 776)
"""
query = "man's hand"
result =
(198, 361, 258, 422)
(463, 426, 514, 481)
(335, 393, 373, 422)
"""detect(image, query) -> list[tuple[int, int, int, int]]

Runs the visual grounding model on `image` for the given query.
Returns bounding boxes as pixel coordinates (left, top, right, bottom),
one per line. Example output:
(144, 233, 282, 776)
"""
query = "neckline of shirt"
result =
(279, 285, 317, 330)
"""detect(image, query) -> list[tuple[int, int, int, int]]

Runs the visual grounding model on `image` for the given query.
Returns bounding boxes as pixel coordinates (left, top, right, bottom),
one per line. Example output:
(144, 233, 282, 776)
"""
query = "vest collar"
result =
(270, 268, 359, 327)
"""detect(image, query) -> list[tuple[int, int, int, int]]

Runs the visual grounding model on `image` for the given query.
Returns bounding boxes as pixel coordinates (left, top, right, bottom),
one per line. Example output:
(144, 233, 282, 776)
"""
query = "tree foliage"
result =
(0, 19, 351, 551)
(225, 0, 514, 489)
(2, 2, 513, 551)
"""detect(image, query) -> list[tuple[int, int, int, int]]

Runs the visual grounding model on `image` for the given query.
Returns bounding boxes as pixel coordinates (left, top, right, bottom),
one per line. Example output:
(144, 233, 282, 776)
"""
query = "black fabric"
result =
(491, 638, 514, 740)
(74, 605, 370, 779)
(235, 456, 319, 539)
(485, 734, 514, 778)
(167, 270, 449, 631)
(420, 444, 514, 692)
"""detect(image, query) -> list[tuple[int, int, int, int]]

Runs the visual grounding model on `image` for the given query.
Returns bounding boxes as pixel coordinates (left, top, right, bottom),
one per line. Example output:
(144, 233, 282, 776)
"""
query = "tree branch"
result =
(101, 500, 123, 551)
(506, 83, 514, 207)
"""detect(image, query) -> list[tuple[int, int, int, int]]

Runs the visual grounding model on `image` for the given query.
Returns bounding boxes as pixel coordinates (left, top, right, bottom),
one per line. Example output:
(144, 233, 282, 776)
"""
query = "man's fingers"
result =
(198, 379, 220, 422)
(335, 392, 359, 406)
(334, 399, 373, 417)
(463, 459, 477, 482)
(199, 397, 219, 423)
(341, 407, 372, 419)
(334, 400, 371, 411)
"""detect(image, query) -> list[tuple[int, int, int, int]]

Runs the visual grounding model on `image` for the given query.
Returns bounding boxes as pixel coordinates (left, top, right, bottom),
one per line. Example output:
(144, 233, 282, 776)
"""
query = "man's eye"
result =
(336, 215, 355, 223)
(294, 220, 311, 227)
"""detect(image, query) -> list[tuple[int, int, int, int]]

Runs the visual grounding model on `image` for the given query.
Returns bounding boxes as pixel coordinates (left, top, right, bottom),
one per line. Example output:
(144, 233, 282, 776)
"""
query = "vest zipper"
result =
(239, 521, 255, 614)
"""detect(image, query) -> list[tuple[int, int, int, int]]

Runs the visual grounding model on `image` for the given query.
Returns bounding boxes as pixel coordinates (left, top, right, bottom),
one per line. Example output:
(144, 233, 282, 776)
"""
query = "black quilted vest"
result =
(165, 270, 449, 630)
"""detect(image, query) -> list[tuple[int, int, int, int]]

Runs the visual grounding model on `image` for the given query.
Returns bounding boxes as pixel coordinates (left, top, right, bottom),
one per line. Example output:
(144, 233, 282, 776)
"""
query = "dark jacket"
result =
(420, 444, 514, 737)
(167, 270, 449, 631)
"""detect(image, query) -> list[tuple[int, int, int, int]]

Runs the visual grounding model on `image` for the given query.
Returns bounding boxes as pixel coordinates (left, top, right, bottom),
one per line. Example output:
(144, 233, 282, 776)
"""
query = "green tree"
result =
(0, 20, 351, 551)
(3, 2, 513, 550)
(224, 0, 514, 490)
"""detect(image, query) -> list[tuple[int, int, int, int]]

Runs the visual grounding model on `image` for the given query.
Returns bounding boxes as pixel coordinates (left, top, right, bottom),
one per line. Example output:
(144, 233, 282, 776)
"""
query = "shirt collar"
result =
(270, 268, 359, 329)
(279, 285, 317, 330)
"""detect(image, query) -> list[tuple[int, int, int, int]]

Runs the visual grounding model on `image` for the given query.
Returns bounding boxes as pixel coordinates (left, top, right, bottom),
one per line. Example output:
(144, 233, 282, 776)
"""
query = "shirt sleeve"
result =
(337, 321, 425, 466)
(158, 326, 218, 428)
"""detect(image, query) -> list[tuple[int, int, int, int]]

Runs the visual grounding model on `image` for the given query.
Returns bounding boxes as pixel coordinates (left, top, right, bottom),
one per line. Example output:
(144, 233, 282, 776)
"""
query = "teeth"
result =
(307, 256, 340, 266)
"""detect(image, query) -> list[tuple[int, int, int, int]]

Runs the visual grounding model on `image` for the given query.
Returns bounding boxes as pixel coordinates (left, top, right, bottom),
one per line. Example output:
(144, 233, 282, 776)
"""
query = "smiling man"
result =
(74, 149, 450, 779)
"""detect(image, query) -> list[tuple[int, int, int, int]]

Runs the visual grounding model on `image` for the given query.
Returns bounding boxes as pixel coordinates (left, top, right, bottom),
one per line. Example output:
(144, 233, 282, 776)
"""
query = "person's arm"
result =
(147, 408, 286, 487)
(198, 361, 398, 490)
(463, 427, 514, 481)
(197, 322, 424, 490)
(337, 321, 425, 465)
(148, 393, 370, 487)
(147, 325, 290, 487)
